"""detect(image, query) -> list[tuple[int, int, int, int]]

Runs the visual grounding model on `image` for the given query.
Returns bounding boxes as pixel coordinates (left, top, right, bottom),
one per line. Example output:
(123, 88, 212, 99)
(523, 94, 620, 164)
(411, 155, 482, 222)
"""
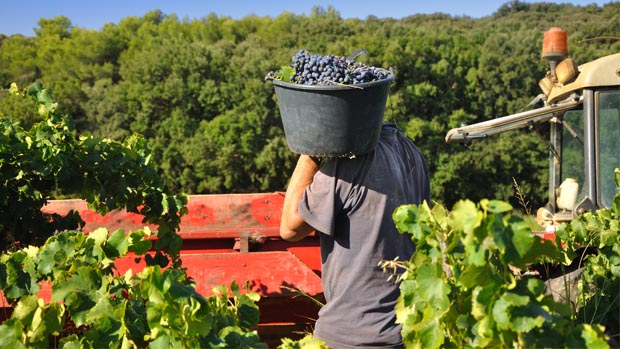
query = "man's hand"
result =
(280, 155, 321, 241)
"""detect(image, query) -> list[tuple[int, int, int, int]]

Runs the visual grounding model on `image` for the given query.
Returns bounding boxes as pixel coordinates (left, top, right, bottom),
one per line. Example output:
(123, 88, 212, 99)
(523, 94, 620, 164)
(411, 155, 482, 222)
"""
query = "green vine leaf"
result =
(36, 238, 66, 276)
(216, 326, 267, 349)
(3, 251, 40, 299)
(393, 202, 431, 241)
(0, 319, 27, 349)
(278, 334, 329, 349)
(11, 294, 39, 324)
(460, 265, 497, 289)
(492, 292, 529, 330)
(128, 229, 153, 255)
(580, 324, 611, 349)
(416, 263, 449, 308)
(29, 301, 64, 342)
(481, 199, 513, 214)
(450, 199, 481, 236)
(106, 229, 130, 258)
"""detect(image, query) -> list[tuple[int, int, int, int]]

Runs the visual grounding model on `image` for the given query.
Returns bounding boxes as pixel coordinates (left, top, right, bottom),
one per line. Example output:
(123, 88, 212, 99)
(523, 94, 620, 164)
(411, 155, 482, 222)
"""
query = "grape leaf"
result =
(0, 318, 27, 349)
(416, 263, 449, 309)
(274, 66, 295, 82)
(108, 229, 129, 254)
(492, 292, 529, 330)
(450, 200, 481, 235)
(129, 230, 153, 255)
(36, 239, 64, 275)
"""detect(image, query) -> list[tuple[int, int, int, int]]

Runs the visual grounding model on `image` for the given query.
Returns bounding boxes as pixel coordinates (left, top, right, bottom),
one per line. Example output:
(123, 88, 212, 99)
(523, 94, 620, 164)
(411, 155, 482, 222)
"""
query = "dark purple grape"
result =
(267, 49, 392, 86)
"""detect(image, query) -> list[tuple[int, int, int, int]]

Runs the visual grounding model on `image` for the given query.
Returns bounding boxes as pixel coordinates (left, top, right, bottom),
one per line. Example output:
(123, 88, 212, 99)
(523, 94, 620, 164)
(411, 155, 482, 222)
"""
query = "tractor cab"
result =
(445, 28, 620, 226)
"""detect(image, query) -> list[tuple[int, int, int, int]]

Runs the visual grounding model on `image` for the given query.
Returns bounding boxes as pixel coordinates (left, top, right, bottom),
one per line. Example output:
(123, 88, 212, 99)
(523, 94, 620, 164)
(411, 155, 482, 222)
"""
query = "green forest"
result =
(1, 0, 619, 211)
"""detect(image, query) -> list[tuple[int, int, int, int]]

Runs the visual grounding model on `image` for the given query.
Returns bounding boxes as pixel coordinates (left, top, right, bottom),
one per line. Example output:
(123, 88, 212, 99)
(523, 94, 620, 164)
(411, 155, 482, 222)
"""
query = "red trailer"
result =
(30, 192, 323, 347)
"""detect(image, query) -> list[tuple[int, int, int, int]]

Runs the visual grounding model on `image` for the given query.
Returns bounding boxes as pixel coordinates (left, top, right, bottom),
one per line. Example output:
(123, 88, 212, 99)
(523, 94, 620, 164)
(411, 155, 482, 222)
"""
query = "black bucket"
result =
(272, 74, 395, 157)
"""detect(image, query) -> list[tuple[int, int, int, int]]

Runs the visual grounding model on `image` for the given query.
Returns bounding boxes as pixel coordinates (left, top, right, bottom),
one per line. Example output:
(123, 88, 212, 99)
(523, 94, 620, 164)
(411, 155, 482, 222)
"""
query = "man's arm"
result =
(280, 155, 320, 242)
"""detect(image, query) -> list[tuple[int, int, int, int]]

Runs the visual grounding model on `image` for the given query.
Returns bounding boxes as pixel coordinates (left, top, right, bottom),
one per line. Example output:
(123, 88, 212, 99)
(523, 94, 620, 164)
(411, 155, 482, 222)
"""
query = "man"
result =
(280, 123, 431, 348)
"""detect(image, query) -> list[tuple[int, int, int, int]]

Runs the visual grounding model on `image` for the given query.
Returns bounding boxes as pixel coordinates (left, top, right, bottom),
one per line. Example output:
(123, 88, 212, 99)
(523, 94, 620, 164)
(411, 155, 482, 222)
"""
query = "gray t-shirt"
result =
(298, 124, 431, 349)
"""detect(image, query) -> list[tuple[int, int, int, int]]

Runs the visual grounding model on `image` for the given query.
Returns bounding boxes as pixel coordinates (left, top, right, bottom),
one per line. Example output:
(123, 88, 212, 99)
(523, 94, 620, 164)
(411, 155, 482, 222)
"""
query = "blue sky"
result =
(1, 0, 615, 37)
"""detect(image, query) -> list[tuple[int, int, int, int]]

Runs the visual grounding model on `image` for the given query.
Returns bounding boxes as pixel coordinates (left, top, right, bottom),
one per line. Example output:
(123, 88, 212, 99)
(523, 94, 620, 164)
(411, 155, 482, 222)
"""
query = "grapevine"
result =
(265, 49, 392, 86)
(390, 190, 620, 348)
(0, 83, 268, 348)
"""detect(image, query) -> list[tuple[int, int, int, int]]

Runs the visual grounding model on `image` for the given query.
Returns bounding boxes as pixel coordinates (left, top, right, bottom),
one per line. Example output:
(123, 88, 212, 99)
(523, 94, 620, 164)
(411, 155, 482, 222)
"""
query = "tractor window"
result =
(598, 90, 620, 208)
(560, 109, 585, 206)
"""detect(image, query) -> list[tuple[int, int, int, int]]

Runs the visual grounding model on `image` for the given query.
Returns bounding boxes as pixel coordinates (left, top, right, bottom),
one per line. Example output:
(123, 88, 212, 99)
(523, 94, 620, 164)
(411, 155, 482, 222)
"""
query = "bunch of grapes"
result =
(266, 49, 392, 86)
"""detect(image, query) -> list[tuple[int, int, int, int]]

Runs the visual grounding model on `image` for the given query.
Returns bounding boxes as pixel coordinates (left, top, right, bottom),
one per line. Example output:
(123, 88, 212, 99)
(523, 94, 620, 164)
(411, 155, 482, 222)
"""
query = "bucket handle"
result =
(348, 49, 368, 61)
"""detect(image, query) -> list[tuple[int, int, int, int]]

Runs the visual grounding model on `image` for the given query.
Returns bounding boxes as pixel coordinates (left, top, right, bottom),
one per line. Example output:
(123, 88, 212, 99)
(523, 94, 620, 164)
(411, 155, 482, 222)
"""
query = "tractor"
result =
(446, 27, 620, 228)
